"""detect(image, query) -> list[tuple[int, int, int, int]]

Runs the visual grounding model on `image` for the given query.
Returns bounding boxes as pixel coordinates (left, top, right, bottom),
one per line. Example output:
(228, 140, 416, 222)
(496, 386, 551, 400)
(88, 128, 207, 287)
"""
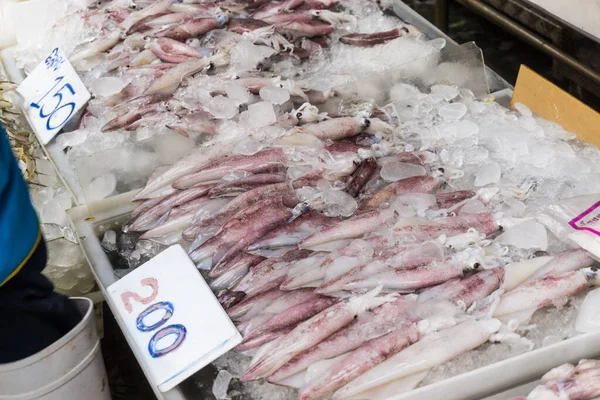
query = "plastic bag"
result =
(537, 194, 600, 258)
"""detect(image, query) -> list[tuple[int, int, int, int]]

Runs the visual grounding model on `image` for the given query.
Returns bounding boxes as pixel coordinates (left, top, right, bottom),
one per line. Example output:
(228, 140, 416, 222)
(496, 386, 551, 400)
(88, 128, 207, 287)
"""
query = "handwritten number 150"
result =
(30, 76, 76, 131)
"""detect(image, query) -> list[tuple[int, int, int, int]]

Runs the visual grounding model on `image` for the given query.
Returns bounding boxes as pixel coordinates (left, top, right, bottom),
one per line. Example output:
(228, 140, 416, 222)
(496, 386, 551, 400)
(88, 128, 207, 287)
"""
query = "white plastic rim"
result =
(0, 297, 110, 400)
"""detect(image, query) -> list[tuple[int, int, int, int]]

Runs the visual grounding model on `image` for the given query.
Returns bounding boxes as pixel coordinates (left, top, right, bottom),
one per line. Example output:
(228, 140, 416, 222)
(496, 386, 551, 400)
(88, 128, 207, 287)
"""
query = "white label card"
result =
(17, 47, 90, 145)
(107, 245, 242, 392)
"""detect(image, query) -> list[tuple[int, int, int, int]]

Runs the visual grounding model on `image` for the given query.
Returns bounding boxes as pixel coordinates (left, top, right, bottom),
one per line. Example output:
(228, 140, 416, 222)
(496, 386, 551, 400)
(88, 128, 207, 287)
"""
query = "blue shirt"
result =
(0, 125, 41, 287)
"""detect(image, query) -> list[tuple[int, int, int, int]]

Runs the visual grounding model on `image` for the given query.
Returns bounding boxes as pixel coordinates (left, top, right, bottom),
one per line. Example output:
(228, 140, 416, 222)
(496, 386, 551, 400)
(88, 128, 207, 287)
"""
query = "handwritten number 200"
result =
(123, 279, 187, 358)
(136, 301, 187, 358)
(30, 76, 76, 131)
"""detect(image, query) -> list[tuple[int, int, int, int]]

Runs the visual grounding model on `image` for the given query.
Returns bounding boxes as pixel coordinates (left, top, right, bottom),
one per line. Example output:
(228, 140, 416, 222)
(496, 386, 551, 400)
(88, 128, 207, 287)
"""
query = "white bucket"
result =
(0, 297, 111, 400)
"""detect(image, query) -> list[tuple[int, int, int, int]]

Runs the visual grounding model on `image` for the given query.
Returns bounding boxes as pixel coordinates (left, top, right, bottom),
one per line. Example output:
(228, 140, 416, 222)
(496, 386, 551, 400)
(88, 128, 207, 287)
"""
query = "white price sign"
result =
(17, 47, 90, 145)
(107, 245, 241, 392)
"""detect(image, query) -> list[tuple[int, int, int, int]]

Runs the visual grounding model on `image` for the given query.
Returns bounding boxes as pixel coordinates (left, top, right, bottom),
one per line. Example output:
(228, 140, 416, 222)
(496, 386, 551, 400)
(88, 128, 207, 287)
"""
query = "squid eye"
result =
(296, 112, 302, 118)
(592, 266, 598, 272)
(438, 167, 445, 173)
(473, 263, 481, 269)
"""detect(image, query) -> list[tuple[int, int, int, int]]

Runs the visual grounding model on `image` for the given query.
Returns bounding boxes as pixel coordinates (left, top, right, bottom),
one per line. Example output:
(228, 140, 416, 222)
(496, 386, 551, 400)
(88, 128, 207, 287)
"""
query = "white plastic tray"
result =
(68, 191, 600, 400)
(68, 191, 186, 400)
(0, 0, 512, 210)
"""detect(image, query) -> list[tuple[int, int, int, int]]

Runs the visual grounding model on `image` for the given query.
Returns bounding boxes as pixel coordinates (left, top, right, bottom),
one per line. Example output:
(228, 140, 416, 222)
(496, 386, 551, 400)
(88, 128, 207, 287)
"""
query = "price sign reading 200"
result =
(121, 278, 187, 358)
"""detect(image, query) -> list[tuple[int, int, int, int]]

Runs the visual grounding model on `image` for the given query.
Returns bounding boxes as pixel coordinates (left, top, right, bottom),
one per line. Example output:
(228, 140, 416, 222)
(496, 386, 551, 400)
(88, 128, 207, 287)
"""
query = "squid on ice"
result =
(282, 236, 392, 290)
(514, 359, 600, 400)
(299, 208, 395, 251)
(269, 296, 417, 382)
(241, 288, 393, 381)
(493, 267, 600, 324)
(333, 319, 501, 400)
(314, 241, 446, 294)
(339, 27, 409, 47)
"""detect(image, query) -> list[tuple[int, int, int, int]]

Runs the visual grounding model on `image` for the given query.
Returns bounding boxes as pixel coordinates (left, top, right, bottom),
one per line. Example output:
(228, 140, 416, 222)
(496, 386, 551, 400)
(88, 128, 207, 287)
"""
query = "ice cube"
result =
(35, 158, 55, 177)
(47, 239, 86, 269)
(323, 190, 358, 217)
(389, 83, 422, 103)
(429, 37, 447, 50)
(232, 139, 264, 155)
(553, 142, 575, 158)
(225, 81, 251, 105)
(56, 129, 88, 149)
(30, 187, 54, 210)
(455, 120, 479, 139)
(248, 101, 277, 128)
(154, 133, 195, 165)
(575, 288, 600, 333)
(430, 84, 459, 101)
(459, 199, 488, 213)
(212, 370, 233, 400)
(393, 193, 437, 213)
(463, 146, 489, 165)
(502, 197, 526, 217)
(40, 191, 72, 226)
(62, 226, 78, 243)
(135, 240, 162, 258)
(230, 40, 276, 72)
(128, 250, 142, 267)
(380, 161, 426, 181)
(474, 162, 501, 187)
(438, 103, 467, 121)
(118, 233, 137, 253)
(101, 230, 117, 252)
(84, 174, 116, 202)
(514, 102, 532, 118)
(91, 77, 128, 97)
(207, 95, 239, 119)
(496, 220, 548, 250)
(259, 86, 290, 105)
(42, 223, 63, 241)
(439, 146, 464, 168)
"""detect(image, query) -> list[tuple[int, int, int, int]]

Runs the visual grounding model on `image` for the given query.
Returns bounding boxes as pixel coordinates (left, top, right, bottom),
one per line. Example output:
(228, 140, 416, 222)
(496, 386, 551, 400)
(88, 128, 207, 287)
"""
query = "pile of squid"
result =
(43, 0, 426, 148)
(513, 359, 600, 400)
(126, 113, 598, 399)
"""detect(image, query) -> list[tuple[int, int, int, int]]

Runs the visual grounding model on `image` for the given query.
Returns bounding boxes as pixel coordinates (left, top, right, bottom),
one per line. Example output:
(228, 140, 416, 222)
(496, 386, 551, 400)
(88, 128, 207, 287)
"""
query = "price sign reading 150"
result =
(18, 47, 90, 145)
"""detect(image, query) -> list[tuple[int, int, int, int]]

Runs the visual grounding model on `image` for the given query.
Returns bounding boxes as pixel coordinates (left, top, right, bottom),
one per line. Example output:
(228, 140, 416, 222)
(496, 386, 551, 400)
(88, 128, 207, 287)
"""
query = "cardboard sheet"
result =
(511, 65, 600, 147)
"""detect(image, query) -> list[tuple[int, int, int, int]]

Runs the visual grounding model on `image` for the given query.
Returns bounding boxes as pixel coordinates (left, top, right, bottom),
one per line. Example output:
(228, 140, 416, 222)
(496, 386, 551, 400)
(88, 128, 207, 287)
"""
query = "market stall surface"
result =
(5, 0, 596, 399)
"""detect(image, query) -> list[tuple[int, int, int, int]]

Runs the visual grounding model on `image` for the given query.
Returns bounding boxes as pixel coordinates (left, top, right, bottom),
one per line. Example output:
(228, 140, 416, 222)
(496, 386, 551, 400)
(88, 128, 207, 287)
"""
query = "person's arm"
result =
(0, 125, 41, 286)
